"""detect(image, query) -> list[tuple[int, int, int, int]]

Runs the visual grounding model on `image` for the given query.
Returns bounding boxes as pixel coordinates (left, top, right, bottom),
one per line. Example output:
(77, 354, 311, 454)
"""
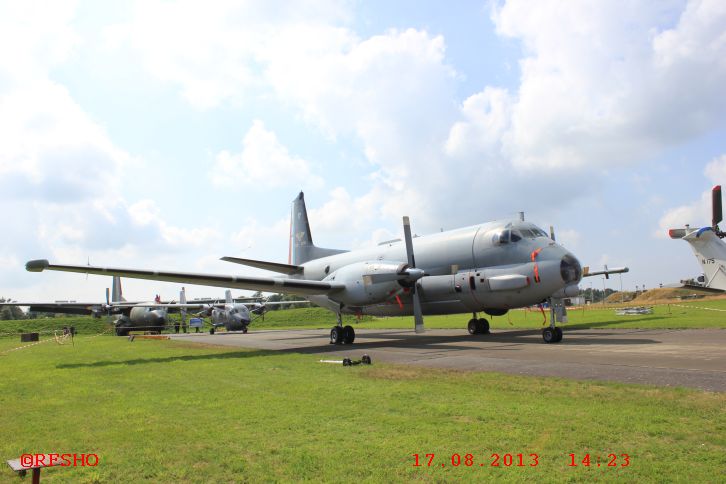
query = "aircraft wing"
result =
(0, 301, 101, 316)
(582, 266, 629, 279)
(26, 260, 344, 297)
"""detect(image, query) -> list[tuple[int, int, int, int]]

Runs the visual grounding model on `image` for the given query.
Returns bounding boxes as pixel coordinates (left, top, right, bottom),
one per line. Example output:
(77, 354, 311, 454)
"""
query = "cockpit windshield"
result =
(519, 227, 548, 238)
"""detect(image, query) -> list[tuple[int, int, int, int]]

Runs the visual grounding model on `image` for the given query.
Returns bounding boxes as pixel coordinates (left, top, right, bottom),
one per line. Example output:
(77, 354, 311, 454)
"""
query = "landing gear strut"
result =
(330, 313, 355, 345)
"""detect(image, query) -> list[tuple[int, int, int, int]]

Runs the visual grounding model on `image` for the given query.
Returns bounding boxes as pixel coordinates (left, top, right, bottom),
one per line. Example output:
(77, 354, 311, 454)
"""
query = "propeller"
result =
(549, 225, 556, 241)
(180, 287, 187, 326)
(713, 185, 725, 238)
(402, 216, 425, 333)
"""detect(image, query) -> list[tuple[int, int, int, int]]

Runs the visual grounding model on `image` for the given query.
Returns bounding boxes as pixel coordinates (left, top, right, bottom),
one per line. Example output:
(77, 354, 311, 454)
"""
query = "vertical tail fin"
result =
(682, 229, 726, 290)
(289, 192, 347, 264)
(225, 289, 232, 304)
(111, 276, 125, 302)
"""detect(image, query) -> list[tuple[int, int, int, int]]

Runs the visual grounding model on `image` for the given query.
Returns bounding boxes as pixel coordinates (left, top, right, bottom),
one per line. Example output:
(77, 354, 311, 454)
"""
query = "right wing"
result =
(26, 260, 344, 297)
(0, 301, 102, 316)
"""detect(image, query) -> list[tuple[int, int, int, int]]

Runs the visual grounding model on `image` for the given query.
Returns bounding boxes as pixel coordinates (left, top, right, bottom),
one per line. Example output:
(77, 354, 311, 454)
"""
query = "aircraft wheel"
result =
(242, 327, 248, 334)
(210, 328, 215, 335)
(477, 318, 490, 334)
(343, 325, 355, 344)
(467, 319, 478, 335)
(361, 354, 372, 365)
(554, 327, 563, 342)
(542, 328, 557, 343)
(330, 326, 343, 344)
(115, 327, 129, 337)
(343, 358, 352, 366)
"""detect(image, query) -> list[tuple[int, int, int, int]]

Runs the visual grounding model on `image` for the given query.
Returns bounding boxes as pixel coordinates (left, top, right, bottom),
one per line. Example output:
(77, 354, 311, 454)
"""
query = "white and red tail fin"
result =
(669, 185, 726, 291)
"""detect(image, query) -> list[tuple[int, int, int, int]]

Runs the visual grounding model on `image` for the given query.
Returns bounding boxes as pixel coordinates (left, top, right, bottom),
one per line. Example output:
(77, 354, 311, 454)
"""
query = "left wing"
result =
(26, 260, 343, 297)
(582, 266, 629, 279)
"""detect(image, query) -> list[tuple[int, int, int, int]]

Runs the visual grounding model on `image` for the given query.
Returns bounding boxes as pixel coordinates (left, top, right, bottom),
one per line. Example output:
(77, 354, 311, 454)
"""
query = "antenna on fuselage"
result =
(519, 212, 525, 221)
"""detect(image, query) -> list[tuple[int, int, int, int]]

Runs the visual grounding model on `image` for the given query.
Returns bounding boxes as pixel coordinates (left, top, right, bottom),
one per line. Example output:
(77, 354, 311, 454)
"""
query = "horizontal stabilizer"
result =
(220, 256, 303, 275)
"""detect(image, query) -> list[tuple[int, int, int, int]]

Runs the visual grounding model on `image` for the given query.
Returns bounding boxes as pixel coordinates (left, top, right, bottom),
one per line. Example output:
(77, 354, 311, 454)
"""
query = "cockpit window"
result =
(520, 228, 548, 238)
(494, 229, 521, 244)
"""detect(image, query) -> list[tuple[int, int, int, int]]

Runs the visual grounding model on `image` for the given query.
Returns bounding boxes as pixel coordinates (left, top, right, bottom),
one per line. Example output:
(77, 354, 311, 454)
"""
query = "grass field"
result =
(0, 335, 724, 483)
(2, 298, 726, 338)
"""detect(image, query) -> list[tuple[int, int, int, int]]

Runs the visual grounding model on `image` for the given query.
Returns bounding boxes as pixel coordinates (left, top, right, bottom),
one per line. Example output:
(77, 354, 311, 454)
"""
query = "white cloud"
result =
(657, 153, 726, 237)
(704, 154, 726, 183)
(210, 120, 323, 189)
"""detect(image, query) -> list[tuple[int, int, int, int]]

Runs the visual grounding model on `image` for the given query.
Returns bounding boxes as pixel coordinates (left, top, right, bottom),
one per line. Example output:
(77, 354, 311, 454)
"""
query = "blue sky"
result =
(1, 0, 725, 302)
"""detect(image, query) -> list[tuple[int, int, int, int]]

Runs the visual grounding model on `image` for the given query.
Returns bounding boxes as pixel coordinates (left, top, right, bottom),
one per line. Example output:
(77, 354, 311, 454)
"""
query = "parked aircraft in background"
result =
(0, 277, 168, 335)
(669, 185, 726, 292)
(25, 192, 627, 344)
(188, 289, 305, 334)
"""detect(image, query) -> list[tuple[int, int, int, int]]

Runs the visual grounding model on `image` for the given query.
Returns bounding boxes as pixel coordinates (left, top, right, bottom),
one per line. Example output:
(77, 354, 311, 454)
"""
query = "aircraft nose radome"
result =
(560, 253, 583, 284)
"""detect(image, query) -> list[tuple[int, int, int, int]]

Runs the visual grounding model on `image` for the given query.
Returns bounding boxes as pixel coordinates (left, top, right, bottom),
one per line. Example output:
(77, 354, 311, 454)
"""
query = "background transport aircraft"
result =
(0, 277, 169, 335)
(25, 192, 626, 344)
(669, 185, 726, 292)
(189, 289, 305, 334)
(0, 279, 289, 336)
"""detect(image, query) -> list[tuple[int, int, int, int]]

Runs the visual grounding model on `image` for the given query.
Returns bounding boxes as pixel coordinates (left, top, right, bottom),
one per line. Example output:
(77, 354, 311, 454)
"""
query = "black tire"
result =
(343, 358, 352, 366)
(330, 327, 343, 344)
(210, 328, 215, 335)
(361, 355, 372, 365)
(467, 319, 478, 335)
(554, 327, 563, 342)
(115, 326, 129, 337)
(343, 325, 355, 344)
(477, 318, 490, 334)
(542, 327, 556, 343)
(242, 327, 248, 334)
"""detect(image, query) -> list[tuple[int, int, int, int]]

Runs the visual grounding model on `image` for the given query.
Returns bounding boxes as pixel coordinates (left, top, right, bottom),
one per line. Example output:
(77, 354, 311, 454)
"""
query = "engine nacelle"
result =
(324, 260, 407, 306)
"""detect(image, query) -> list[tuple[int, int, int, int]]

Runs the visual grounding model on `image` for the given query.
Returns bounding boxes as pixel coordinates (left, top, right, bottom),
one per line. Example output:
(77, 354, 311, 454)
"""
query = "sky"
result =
(1, 0, 725, 303)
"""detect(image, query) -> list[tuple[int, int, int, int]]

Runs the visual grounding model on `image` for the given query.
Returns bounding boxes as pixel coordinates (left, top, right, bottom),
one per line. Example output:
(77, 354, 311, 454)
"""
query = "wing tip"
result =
(26, 259, 49, 272)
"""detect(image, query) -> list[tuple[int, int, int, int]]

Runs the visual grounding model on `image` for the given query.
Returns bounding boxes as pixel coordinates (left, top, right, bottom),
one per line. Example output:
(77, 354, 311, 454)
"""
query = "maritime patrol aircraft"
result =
(25, 192, 626, 344)
(669, 185, 726, 291)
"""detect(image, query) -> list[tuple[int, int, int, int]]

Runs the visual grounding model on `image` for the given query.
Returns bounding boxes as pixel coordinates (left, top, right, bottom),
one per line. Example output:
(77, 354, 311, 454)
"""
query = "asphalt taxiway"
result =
(171, 328, 726, 392)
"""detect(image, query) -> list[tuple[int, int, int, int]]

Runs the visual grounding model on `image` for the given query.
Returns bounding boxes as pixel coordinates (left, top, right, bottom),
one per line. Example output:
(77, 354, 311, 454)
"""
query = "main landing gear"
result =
(542, 326, 563, 343)
(467, 313, 490, 335)
(330, 313, 355, 345)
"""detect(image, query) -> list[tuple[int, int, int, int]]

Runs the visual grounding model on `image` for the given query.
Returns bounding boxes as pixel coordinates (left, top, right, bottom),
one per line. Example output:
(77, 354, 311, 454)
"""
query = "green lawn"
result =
(0, 336, 723, 482)
(2, 298, 726, 338)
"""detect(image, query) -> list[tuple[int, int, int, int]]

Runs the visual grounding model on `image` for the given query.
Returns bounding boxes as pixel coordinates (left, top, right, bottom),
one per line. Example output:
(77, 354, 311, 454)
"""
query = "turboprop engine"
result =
(323, 260, 425, 306)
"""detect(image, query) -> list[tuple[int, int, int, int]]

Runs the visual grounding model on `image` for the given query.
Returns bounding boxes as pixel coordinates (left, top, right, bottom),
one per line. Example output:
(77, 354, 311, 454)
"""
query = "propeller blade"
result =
(713, 185, 722, 228)
(412, 284, 424, 333)
(402, 216, 416, 268)
(402, 216, 424, 333)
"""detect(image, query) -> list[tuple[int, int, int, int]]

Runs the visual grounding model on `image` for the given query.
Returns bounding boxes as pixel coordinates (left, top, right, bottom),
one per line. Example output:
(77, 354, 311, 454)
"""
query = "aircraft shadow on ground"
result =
(56, 349, 276, 369)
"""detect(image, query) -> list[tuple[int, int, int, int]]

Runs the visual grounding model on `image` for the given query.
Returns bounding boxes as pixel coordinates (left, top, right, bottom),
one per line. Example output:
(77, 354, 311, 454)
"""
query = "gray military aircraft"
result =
(25, 192, 626, 344)
(669, 185, 726, 291)
(1, 276, 169, 335)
